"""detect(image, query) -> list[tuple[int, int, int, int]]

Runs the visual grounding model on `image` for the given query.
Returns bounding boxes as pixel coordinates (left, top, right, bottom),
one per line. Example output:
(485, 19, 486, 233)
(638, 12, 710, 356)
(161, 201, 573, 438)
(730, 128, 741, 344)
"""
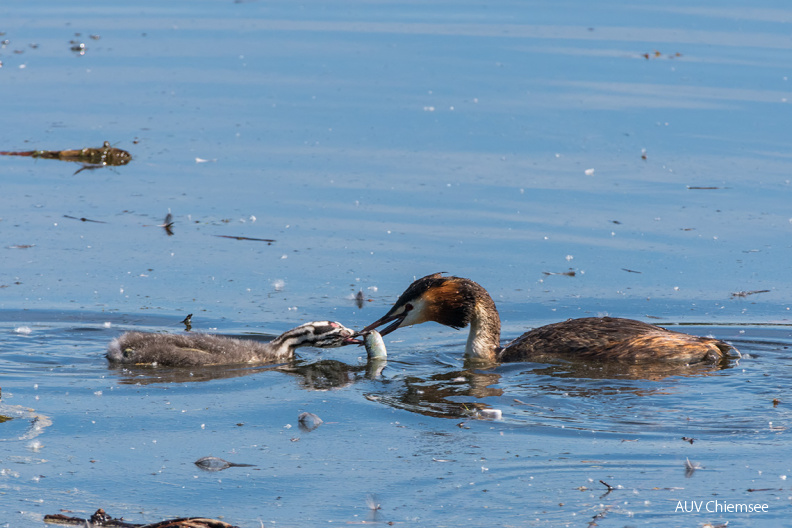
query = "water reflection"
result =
(279, 359, 366, 390)
(522, 355, 733, 382)
(367, 368, 503, 419)
(108, 355, 396, 389)
(107, 337, 736, 422)
(363, 351, 738, 421)
(107, 361, 284, 385)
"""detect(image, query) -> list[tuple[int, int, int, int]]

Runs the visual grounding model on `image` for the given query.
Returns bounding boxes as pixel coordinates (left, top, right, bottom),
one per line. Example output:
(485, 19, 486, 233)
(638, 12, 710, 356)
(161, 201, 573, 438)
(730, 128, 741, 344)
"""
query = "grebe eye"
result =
(405, 303, 413, 312)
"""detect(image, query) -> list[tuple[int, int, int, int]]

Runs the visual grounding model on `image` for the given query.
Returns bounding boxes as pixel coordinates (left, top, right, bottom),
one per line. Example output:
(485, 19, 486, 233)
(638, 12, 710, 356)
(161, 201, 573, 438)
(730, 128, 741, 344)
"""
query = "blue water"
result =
(2, 1, 792, 526)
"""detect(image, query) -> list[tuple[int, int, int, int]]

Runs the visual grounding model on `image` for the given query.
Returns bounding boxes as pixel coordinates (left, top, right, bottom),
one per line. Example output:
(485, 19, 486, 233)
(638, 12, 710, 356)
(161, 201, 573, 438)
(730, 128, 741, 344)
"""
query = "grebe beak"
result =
(360, 311, 407, 337)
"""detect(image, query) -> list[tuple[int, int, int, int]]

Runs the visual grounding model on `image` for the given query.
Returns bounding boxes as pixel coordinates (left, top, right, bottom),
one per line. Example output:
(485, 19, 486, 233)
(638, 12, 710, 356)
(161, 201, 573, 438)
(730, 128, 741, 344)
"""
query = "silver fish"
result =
(364, 330, 387, 360)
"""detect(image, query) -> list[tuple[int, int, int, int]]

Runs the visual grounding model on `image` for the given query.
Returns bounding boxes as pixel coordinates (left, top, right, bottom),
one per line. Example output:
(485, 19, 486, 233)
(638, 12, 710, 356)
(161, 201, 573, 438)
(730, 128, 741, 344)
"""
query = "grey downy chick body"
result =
(107, 321, 355, 367)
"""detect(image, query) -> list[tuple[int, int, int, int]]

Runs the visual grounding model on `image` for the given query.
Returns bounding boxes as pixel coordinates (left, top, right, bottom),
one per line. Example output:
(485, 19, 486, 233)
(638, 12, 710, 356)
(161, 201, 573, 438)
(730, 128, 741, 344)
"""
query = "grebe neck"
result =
(265, 329, 304, 359)
(265, 322, 350, 359)
(463, 293, 501, 362)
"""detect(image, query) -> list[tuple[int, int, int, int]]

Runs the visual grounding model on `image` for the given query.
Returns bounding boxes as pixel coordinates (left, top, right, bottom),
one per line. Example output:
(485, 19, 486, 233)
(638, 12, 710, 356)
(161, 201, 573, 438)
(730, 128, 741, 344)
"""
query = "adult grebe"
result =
(361, 273, 737, 364)
(107, 321, 356, 367)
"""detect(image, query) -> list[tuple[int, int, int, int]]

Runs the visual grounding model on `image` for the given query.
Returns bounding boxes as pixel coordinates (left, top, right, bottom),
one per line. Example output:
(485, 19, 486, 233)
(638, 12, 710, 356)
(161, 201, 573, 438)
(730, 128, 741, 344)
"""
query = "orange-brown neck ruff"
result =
(419, 276, 482, 329)
(395, 274, 502, 361)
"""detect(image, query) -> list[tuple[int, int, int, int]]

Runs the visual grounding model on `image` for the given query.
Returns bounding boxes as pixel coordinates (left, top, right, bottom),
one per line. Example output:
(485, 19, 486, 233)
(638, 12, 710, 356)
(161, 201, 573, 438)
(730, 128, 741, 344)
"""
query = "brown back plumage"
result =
(499, 317, 735, 364)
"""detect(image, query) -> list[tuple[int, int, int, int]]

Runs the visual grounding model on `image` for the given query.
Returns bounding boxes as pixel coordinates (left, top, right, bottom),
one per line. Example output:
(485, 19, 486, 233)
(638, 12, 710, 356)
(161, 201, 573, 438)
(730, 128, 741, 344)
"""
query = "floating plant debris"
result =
(355, 289, 365, 308)
(161, 213, 174, 236)
(477, 408, 502, 420)
(297, 411, 323, 431)
(194, 456, 255, 472)
(43, 508, 239, 527)
(599, 479, 615, 491)
(685, 457, 703, 478)
(366, 493, 381, 511)
(70, 41, 86, 55)
(731, 289, 770, 298)
(63, 215, 107, 223)
(142, 213, 174, 236)
(641, 50, 682, 60)
(214, 235, 275, 243)
(542, 270, 576, 277)
(0, 141, 131, 174)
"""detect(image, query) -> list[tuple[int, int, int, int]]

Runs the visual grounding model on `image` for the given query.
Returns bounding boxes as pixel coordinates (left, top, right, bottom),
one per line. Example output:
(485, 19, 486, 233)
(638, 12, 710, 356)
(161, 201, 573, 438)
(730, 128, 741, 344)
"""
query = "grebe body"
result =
(362, 274, 736, 364)
(107, 321, 355, 367)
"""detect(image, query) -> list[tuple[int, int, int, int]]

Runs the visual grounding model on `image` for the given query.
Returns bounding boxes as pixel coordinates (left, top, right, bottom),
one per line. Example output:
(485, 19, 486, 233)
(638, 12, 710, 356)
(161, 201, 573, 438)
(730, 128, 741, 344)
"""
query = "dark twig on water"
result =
(160, 213, 174, 236)
(542, 270, 576, 277)
(731, 289, 770, 299)
(142, 213, 174, 236)
(63, 215, 107, 223)
(194, 456, 256, 472)
(599, 480, 614, 491)
(214, 235, 275, 244)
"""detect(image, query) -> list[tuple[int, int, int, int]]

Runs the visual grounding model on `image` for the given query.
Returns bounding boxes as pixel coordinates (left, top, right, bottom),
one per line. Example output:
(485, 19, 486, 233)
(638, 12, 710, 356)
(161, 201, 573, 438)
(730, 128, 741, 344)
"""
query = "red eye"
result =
(405, 303, 413, 312)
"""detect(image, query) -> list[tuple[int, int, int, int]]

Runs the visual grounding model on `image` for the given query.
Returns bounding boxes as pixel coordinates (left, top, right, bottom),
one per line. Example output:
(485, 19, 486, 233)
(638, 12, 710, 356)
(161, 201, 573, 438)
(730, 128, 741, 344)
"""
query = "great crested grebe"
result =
(107, 321, 356, 367)
(362, 273, 738, 364)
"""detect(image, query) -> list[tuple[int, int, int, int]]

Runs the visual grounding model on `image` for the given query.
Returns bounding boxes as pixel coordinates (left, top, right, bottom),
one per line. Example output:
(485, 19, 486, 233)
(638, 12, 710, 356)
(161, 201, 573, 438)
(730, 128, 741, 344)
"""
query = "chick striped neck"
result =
(267, 326, 317, 359)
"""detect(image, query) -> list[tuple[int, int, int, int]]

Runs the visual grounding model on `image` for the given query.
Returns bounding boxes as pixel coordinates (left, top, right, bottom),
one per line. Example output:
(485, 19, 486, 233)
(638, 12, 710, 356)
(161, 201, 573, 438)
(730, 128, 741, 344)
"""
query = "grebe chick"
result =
(107, 321, 356, 367)
(362, 273, 737, 364)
